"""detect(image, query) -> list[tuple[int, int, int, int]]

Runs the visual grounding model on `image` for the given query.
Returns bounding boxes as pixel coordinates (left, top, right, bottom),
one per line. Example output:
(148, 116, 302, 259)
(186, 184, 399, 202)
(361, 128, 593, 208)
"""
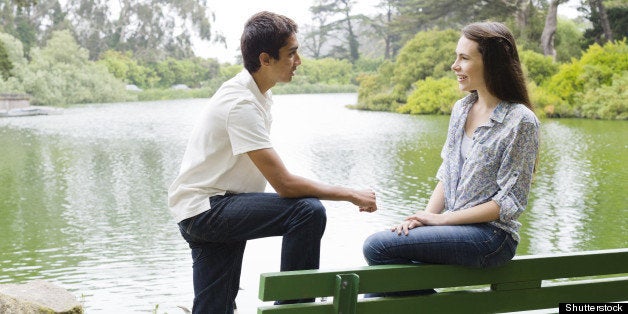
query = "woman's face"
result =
(451, 36, 486, 93)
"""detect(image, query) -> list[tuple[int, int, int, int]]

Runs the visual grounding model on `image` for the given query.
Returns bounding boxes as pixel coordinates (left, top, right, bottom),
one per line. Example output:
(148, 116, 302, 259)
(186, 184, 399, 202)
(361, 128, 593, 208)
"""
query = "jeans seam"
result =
(481, 232, 511, 267)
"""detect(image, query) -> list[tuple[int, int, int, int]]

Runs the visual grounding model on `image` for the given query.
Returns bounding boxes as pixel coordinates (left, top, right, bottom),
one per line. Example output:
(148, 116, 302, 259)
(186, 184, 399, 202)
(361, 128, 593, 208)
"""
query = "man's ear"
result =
(259, 52, 271, 67)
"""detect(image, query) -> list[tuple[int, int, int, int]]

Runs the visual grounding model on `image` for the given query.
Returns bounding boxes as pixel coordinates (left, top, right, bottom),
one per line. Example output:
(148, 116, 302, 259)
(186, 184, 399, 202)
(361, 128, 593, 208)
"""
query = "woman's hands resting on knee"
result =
(391, 211, 450, 235)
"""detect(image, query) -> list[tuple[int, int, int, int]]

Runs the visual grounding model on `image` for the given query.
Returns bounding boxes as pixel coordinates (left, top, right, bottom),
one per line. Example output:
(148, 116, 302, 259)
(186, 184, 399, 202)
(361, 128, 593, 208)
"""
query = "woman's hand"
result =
(406, 211, 449, 226)
(391, 219, 424, 236)
(391, 211, 449, 236)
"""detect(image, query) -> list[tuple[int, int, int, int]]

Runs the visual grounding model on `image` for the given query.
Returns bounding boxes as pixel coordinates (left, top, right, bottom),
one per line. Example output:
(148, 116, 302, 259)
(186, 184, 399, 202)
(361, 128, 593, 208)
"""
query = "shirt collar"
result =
(237, 69, 273, 105)
(461, 92, 509, 125)
(490, 101, 509, 124)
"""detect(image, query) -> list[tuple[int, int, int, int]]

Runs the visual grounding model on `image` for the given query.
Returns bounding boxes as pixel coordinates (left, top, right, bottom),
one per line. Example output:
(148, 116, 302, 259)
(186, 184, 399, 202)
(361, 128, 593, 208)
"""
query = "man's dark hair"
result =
(241, 11, 298, 73)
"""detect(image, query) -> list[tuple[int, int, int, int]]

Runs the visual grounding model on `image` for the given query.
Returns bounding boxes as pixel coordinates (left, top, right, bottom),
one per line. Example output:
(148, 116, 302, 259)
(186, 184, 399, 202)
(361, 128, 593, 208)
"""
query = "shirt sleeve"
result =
(227, 101, 272, 156)
(492, 119, 540, 222)
(437, 99, 464, 182)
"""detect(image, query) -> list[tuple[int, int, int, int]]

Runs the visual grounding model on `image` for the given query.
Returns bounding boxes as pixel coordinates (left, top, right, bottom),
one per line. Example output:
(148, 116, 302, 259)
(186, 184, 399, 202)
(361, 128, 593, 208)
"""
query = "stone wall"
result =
(0, 94, 30, 111)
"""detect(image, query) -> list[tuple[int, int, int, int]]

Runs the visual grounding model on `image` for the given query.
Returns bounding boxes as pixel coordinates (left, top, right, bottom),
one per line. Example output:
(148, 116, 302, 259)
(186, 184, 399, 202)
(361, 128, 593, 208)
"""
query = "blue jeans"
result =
(178, 193, 327, 314)
(362, 223, 516, 296)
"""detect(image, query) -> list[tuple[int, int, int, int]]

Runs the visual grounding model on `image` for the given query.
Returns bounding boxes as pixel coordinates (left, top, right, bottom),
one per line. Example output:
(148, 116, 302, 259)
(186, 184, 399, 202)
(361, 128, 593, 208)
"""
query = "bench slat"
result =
(259, 249, 628, 301)
(258, 277, 628, 314)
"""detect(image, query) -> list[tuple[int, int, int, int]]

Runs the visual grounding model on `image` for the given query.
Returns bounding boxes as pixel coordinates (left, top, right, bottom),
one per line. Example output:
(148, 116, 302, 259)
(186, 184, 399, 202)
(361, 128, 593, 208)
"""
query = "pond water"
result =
(0, 93, 626, 313)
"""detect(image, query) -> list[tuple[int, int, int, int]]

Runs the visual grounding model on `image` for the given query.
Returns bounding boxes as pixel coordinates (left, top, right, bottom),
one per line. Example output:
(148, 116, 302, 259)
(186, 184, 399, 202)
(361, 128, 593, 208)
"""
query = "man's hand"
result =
(352, 189, 377, 213)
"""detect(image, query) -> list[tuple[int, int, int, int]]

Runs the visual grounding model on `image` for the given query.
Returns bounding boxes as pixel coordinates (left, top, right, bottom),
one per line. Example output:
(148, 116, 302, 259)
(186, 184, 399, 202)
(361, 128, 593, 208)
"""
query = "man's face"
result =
(270, 34, 301, 83)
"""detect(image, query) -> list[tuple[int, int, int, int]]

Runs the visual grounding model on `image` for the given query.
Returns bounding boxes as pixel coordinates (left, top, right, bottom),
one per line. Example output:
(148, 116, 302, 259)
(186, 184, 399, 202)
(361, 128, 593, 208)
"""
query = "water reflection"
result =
(0, 94, 625, 313)
(524, 121, 594, 253)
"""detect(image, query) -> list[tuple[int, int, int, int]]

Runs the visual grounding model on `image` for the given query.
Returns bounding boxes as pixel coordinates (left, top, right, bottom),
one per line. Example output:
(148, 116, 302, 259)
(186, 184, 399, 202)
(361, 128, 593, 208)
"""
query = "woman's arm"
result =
(393, 198, 500, 235)
(425, 181, 445, 214)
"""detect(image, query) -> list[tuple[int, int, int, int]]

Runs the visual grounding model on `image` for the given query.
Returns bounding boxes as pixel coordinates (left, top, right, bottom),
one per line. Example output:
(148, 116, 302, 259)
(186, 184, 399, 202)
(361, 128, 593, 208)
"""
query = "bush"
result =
(396, 76, 463, 115)
(22, 30, 129, 106)
(544, 40, 627, 103)
(297, 58, 354, 85)
(555, 18, 585, 63)
(579, 72, 628, 119)
(392, 29, 459, 94)
(528, 81, 569, 118)
(354, 60, 397, 110)
(355, 29, 458, 112)
(98, 50, 157, 88)
(520, 50, 559, 85)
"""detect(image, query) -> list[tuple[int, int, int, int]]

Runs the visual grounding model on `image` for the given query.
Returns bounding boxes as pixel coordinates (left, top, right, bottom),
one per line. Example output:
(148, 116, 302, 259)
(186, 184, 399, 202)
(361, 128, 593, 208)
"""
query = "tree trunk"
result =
(515, 0, 531, 41)
(591, 0, 614, 42)
(540, 0, 560, 59)
(384, 5, 392, 60)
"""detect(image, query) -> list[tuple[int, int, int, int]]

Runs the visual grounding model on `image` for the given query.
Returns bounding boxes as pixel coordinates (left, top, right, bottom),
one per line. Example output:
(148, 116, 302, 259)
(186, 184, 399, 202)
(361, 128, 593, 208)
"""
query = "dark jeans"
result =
(362, 223, 517, 296)
(178, 193, 327, 314)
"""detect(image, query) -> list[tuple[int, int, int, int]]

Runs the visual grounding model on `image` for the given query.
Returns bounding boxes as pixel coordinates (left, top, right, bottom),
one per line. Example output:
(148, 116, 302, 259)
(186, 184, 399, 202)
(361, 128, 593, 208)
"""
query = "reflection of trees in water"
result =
(524, 121, 595, 254)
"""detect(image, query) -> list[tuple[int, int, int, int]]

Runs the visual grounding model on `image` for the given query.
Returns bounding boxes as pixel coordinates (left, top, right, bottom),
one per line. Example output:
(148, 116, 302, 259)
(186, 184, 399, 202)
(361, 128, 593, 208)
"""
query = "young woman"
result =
(363, 22, 540, 294)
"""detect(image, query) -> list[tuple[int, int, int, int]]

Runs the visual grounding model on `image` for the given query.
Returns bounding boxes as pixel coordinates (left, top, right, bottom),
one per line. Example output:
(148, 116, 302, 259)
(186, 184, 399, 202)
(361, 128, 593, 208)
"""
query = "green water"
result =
(0, 94, 626, 312)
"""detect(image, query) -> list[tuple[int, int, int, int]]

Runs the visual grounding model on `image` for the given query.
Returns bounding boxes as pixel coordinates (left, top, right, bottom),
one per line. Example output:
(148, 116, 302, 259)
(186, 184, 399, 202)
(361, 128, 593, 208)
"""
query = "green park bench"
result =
(258, 248, 628, 313)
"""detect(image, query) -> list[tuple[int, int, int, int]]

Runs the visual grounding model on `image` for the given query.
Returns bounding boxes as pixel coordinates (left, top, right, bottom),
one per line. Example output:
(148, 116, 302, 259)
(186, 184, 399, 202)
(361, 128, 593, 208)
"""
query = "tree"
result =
(368, 0, 400, 59)
(300, 7, 333, 58)
(0, 40, 11, 79)
(541, 0, 568, 58)
(580, 0, 626, 46)
(22, 30, 128, 106)
(66, 0, 218, 61)
(309, 0, 363, 63)
(0, 0, 66, 57)
(589, 0, 614, 41)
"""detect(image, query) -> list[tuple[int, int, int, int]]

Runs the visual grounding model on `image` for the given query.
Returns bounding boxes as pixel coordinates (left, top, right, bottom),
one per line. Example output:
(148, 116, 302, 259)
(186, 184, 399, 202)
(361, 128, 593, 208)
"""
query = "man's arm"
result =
(247, 148, 377, 212)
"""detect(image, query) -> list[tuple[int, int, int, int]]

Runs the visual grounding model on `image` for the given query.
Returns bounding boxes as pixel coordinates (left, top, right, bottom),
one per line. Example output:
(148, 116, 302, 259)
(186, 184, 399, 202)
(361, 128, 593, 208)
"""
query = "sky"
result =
(194, 0, 582, 63)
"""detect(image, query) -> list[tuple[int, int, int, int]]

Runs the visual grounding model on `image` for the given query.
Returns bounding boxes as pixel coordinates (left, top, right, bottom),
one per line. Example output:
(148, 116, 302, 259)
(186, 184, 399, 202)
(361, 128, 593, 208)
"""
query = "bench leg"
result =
(333, 274, 359, 314)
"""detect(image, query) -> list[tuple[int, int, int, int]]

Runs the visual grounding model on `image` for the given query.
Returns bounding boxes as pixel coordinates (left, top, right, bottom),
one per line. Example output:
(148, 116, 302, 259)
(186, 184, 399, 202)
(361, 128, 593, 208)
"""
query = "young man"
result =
(168, 11, 377, 314)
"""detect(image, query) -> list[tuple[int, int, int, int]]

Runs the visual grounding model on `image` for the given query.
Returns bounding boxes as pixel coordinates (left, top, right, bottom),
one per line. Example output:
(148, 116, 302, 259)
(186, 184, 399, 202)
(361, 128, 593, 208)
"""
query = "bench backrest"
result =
(258, 248, 628, 314)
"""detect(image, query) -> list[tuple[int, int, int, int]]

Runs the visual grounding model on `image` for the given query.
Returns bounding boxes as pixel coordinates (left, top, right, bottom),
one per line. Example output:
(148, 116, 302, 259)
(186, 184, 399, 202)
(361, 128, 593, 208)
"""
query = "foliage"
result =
(0, 33, 26, 93)
(581, 3, 628, 46)
(520, 50, 559, 85)
(543, 39, 627, 104)
(554, 18, 585, 62)
(396, 76, 463, 115)
(296, 58, 354, 85)
(0, 0, 217, 62)
(528, 81, 569, 118)
(21, 30, 129, 106)
(578, 72, 628, 119)
(391, 28, 459, 95)
(135, 86, 216, 102)
(149, 57, 220, 89)
(0, 40, 11, 79)
(538, 39, 627, 118)
(355, 28, 458, 112)
(354, 60, 400, 111)
(98, 51, 221, 89)
(308, 0, 362, 63)
(98, 50, 157, 88)
(353, 57, 385, 74)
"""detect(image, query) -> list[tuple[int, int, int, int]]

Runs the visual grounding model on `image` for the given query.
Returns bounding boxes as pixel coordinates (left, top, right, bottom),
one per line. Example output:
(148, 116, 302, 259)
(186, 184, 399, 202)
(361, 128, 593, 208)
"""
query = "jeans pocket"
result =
(481, 229, 517, 268)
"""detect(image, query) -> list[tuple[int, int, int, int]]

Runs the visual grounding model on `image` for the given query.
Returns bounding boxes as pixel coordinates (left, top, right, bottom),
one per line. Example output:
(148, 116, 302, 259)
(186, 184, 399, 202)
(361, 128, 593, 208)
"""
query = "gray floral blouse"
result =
(436, 92, 540, 242)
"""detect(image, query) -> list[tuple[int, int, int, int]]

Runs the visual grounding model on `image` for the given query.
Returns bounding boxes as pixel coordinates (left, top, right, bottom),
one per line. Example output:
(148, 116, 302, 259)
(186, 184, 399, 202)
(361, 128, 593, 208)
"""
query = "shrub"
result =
(297, 58, 354, 85)
(397, 76, 463, 115)
(544, 39, 628, 104)
(579, 72, 628, 119)
(22, 30, 128, 106)
(520, 50, 559, 85)
(392, 29, 459, 94)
